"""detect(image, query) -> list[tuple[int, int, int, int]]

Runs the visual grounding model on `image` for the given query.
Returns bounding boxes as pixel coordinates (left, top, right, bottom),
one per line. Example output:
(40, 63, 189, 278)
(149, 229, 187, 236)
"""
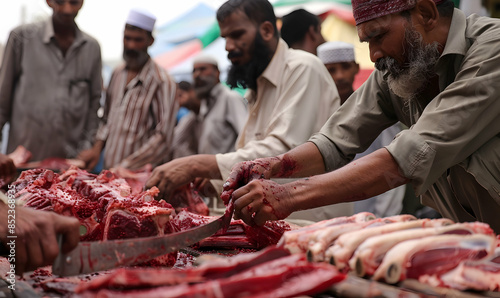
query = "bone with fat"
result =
(350, 221, 494, 277)
(326, 218, 454, 271)
(372, 233, 496, 284)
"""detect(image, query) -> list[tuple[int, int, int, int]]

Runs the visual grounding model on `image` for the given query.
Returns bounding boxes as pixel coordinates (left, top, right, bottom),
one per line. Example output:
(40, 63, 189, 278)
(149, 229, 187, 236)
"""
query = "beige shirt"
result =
(311, 9, 500, 230)
(215, 39, 340, 187)
(0, 18, 102, 161)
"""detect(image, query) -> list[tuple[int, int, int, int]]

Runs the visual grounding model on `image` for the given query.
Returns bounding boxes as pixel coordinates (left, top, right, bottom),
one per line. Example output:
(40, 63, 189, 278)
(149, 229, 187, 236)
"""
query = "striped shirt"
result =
(96, 58, 178, 170)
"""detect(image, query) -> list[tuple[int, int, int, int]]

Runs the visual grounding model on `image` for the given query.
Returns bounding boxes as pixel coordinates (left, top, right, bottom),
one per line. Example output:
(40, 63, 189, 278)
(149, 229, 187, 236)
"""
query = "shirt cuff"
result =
(385, 129, 436, 196)
(308, 133, 350, 172)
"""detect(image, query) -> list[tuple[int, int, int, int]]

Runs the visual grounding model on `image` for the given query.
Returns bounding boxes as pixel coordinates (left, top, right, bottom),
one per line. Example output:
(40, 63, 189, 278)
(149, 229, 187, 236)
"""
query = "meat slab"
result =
(350, 221, 495, 277)
(327, 218, 454, 272)
(75, 246, 345, 298)
(372, 233, 496, 284)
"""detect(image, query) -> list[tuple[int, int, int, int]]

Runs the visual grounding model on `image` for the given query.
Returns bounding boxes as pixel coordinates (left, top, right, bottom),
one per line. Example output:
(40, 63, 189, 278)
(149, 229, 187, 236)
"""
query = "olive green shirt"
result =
(310, 9, 500, 229)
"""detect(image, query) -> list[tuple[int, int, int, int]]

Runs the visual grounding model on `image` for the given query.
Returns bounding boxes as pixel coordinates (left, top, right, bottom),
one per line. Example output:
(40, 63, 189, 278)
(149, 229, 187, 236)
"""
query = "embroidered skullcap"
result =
(317, 41, 356, 64)
(352, 0, 446, 25)
(193, 54, 219, 68)
(126, 8, 156, 32)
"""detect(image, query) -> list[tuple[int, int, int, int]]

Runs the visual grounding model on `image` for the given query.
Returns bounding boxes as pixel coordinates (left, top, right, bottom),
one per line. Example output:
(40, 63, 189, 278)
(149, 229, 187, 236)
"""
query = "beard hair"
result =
(375, 27, 440, 101)
(123, 49, 150, 70)
(226, 32, 272, 90)
(194, 75, 218, 98)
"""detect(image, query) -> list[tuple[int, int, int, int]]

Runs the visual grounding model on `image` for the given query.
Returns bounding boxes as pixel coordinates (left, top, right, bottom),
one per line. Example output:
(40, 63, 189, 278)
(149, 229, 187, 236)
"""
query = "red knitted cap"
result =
(352, 0, 445, 25)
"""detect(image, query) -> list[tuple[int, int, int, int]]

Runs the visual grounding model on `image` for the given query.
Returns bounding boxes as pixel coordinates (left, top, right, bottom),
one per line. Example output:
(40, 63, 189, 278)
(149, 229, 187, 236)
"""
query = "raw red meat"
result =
(12, 167, 178, 266)
(277, 212, 377, 255)
(170, 210, 294, 250)
(351, 221, 495, 277)
(372, 233, 496, 284)
(110, 165, 153, 195)
(420, 247, 500, 291)
(168, 184, 209, 216)
(327, 218, 454, 272)
(75, 246, 345, 297)
(306, 214, 416, 262)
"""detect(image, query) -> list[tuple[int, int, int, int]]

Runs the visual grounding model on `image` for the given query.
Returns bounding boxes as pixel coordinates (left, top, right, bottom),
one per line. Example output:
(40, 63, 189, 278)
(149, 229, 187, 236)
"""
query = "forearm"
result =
(187, 154, 222, 180)
(287, 148, 409, 212)
(271, 142, 326, 178)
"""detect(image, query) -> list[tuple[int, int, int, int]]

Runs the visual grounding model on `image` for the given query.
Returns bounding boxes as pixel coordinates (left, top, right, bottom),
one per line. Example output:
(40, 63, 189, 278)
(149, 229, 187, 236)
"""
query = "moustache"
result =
(375, 57, 405, 78)
(227, 51, 243, 59)
(124, 49, 140, 57)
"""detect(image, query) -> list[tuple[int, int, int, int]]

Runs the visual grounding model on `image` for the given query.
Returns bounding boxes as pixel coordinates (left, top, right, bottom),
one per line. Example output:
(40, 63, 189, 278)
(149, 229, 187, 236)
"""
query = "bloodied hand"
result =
(221, 158, 279, 205)
(232, 179, 294, 226)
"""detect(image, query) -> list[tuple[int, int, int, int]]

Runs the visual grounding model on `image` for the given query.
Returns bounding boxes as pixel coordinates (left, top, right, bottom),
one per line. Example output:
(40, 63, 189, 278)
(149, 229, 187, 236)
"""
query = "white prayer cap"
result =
(126, 8, 156, 32)
(317, 41, 356, 64)
(193, 54, 219, 68)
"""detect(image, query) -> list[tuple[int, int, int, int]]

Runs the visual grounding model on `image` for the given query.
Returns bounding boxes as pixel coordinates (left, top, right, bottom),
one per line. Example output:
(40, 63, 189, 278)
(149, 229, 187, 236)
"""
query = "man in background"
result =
(174, 81, 196, 125)
(147, 0, 341, 209)
(317, 41, 360, 104)
(171, 55, 247, 160)
(79, 8, 178, 171)
(0, 0, 102, 162)
(280, 8, 326, 55)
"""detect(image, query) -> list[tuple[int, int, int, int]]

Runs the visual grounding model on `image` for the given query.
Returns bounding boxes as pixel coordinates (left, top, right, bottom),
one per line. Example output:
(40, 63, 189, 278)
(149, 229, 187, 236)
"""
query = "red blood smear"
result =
(277, 155, 299, 177)
(407, 247, 489, 279)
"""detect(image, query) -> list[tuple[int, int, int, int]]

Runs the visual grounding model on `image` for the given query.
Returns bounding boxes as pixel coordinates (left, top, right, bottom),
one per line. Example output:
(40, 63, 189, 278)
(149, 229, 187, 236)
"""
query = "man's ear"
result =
(413, 0, 439, 31)
(259, 21, 275, 41)
(354, 63, 360, 75)
(148, 36, 155, 47)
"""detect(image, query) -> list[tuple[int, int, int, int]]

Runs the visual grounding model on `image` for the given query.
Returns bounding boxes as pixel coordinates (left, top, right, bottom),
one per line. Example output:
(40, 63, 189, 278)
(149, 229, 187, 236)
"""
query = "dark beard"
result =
(226, 32, 272, 90)
(123, 49, 150, 70)
(374, 27, 440, 100)
(194, 75, 217, 98)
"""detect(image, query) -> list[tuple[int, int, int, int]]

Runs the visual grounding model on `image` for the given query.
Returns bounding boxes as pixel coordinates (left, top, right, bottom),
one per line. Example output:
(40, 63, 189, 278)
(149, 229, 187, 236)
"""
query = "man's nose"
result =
(369, 43, 384, 63)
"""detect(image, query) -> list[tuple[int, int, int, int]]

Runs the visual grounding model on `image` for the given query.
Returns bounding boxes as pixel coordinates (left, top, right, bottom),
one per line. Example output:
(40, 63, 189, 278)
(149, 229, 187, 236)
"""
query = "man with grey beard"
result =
(78, 8, 177, 171)
(221, 0, 500, 233)
(171, 55, 247, 159)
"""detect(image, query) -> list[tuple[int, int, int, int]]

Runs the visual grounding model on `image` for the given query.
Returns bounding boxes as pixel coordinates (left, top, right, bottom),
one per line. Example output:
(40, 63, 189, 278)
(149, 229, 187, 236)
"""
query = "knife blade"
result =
(52, 201, 234, 276)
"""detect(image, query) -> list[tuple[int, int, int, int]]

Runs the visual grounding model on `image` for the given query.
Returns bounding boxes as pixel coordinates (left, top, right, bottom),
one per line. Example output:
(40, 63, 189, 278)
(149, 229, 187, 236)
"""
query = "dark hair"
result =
(280, 9, 320, 47)
(216, 0, 278, 37)
(177, 81, 193, 91)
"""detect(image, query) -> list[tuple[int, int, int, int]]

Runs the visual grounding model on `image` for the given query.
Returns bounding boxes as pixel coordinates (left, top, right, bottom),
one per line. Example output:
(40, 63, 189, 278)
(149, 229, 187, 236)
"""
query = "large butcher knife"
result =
(52, 201, 234, 277)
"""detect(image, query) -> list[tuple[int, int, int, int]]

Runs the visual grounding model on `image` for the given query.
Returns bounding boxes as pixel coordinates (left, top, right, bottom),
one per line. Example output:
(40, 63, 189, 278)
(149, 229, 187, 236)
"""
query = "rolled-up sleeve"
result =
(387, 36, 500, 195)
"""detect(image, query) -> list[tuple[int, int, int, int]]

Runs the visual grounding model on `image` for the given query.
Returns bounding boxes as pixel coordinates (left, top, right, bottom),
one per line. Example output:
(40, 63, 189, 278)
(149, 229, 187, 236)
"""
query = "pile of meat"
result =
(278, 211, 500, 292)
(73, 246, 346, 297)
(12, 166, 294, 258)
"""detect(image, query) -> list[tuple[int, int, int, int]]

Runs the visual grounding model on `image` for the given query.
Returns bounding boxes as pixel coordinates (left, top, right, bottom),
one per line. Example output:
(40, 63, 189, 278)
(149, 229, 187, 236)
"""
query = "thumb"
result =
(52, 214, 80, 253)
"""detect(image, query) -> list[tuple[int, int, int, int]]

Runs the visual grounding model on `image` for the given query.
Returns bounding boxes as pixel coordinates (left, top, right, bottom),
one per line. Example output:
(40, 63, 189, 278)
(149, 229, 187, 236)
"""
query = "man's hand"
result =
(0, 154, 16, 185)
(146, 157, 196, 201)
(221, 158, 278, 205)
(0, 205, 80, 275)
(77, 141, 104, 171)
(231, 179, 294, 226)
(193, 177, 218, 198)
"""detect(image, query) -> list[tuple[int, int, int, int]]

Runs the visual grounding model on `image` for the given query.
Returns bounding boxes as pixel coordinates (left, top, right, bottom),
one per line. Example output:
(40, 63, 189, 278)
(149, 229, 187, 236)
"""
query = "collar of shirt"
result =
(126, 57, 154, 88)
(435, 8, 468, 89)
(41, 17, 86, 48)
(245, 38, 288, 105)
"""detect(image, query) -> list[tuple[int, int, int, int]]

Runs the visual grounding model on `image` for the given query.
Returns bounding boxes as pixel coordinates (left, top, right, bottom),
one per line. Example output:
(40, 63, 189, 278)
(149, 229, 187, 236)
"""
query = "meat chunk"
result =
(372, 234, 496, 284)
(326, 218, 454, 271)
(350, 221, 494, 277)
